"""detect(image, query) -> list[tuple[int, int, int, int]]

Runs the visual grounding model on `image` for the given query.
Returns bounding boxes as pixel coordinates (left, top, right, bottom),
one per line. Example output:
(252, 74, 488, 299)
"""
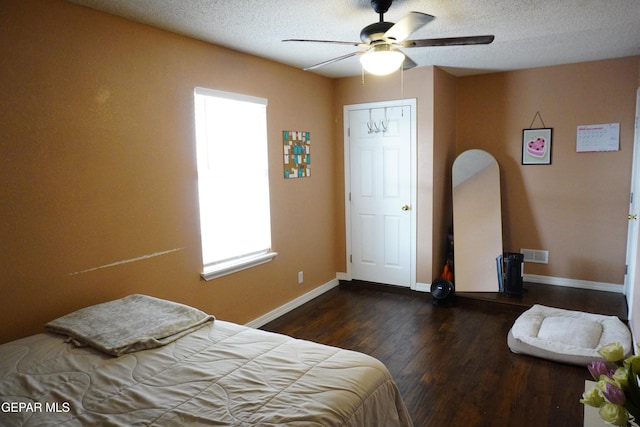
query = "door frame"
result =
(624, 86, 640, 324)
(343, 99, 418, 289)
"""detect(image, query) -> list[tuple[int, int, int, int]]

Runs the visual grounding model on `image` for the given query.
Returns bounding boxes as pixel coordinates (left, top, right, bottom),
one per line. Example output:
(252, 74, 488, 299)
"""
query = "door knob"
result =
(402, 204, 410, 211)
(630, 214, 638, 220)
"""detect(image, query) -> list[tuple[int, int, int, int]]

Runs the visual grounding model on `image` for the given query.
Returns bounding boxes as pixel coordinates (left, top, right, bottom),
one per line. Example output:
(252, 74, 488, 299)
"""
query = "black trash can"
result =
(503, 252, 524, 297)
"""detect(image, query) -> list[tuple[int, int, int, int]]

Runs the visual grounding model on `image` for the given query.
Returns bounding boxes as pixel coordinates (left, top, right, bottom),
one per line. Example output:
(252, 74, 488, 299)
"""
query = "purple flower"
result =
(603, 382, 626, 406)
(589, 361, 609, 380)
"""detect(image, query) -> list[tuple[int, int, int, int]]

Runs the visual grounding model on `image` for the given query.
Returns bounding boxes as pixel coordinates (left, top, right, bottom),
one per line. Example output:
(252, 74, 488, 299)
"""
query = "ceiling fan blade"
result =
(401, 35, 495, 48)
(303, 51, 365, 71)
(283, 39, 362, 47)
(402, 54, 418, 71)
(384, 12, 434, 43)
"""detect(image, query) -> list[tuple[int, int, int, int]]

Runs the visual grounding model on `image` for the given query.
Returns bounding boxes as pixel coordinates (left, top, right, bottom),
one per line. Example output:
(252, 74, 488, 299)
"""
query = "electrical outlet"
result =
(298, 271, 304, 284)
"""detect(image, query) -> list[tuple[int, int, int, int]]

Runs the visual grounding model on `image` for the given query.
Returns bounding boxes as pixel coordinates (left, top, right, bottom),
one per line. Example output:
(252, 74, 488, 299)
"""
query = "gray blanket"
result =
(46, 294, 214, 356)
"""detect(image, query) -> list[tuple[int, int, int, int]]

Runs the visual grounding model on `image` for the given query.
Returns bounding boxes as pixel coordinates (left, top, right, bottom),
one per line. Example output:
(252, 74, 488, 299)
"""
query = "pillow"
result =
(537, 316, 603, 349)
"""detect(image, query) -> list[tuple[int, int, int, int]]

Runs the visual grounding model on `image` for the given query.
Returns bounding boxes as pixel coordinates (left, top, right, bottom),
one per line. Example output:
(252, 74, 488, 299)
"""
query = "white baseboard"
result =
(421, 275, 623, 294)
(245, 278, 340, 329)
(524, 274, 624, 294)
(244, 275, 623, 329)
(415, 282, 431, 292)
(336, 272, 349, 281)
(334, 274, 622, 295)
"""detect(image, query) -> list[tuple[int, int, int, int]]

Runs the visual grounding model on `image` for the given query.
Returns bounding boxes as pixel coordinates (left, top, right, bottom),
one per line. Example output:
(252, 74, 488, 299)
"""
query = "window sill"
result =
(201, 251, 278, 281)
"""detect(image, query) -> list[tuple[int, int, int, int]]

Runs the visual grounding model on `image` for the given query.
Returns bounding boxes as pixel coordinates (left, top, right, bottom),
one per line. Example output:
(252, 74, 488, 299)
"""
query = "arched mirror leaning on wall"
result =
(452, 149, 503, 292)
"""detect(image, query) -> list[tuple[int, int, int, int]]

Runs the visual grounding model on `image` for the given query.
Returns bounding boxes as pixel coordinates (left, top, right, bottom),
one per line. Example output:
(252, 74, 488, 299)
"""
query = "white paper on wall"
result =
(576, 123, 620, 152)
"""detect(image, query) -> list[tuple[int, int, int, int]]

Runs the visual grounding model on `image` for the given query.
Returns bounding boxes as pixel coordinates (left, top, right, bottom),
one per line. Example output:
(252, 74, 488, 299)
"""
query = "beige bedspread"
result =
(0, 320, 413, 426)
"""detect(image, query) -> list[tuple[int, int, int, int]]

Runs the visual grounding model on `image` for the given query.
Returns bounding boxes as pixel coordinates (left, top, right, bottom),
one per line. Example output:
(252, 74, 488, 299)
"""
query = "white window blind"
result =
(194, 87, 275, 280)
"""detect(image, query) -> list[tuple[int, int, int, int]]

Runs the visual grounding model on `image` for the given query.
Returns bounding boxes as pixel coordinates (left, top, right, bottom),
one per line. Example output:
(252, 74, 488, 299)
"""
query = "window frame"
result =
(193, 87, 277, 281)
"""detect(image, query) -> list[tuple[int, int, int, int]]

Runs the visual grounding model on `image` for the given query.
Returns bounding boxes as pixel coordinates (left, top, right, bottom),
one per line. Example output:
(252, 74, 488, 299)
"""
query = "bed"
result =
(0, 294, 413, 426)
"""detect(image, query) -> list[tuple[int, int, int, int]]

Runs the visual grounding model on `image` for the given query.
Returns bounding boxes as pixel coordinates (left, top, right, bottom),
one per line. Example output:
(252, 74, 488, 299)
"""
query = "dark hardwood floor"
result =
(261, 280, 628, 427)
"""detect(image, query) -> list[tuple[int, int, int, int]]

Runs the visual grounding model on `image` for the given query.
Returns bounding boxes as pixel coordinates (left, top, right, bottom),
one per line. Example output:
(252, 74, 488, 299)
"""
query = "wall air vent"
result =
(520, 249, 549, 264)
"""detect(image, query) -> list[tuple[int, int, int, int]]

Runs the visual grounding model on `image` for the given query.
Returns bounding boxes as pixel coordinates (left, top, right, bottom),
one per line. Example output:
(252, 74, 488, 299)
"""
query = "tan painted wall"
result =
(2, 0, 639, 345)
(456, 57, 638, 285)
(0, 0, 337, 343)
(432, 68, 457, 278)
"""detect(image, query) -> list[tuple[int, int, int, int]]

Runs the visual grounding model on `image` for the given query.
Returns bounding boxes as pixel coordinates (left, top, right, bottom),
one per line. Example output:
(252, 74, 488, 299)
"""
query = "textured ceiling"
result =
(66, 0, 640, 78)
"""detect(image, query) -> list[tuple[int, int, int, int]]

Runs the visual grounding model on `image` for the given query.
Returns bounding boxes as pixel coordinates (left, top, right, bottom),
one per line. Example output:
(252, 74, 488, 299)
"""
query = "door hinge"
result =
(349, 192, 351, 202)
(350, 254, 352, 263)
(626, 264, 628, 275)
(347, 127, 350, 137)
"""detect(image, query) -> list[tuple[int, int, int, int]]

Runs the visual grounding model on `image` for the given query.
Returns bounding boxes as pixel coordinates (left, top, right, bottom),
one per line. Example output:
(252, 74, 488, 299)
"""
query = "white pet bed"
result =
(508, 304, 631, 366)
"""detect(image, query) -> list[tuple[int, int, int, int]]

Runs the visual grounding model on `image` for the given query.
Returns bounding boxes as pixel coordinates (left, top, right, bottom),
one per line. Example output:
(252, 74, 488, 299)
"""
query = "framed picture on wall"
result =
(522, 128, 552, 165)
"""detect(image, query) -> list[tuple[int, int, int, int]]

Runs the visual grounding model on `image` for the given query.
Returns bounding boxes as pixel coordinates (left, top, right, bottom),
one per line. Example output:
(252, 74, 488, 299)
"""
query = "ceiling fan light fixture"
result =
(359, 45, 405, 75)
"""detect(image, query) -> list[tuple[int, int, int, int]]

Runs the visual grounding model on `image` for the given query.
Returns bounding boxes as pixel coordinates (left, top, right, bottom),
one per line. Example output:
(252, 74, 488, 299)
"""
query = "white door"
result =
(624, 87, 640, 319)
(344, 100, 416, 288)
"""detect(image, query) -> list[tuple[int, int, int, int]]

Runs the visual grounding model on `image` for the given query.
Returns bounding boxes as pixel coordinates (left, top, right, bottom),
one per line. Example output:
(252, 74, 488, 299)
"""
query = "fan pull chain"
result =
(400, 65, 405, 116)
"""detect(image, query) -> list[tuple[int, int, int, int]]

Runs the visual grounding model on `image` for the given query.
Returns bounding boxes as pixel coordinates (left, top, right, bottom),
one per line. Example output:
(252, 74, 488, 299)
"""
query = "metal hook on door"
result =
(380, 108, 389, 133)
(367, 108, 389, 134)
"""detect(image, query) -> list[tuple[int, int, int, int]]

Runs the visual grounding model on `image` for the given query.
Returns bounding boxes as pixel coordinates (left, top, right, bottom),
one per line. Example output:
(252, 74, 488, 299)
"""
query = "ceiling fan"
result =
(283, 0, 495, 75)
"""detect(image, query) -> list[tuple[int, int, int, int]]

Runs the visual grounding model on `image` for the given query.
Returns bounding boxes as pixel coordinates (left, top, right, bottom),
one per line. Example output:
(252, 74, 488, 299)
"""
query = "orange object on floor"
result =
(441, 263, 453, 282)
